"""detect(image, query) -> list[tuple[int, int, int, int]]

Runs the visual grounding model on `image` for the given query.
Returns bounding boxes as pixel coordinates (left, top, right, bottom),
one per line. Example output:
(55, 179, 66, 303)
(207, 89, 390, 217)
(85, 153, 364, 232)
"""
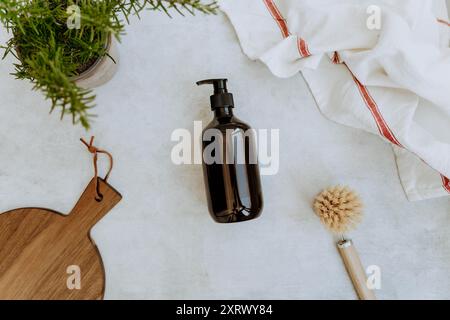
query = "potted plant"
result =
(0, 0, 216, 129)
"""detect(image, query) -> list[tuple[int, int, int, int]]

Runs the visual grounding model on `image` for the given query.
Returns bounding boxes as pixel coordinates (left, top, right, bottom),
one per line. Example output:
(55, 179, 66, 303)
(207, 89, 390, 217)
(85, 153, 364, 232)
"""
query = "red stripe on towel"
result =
(437, 18, 450, 27)
(332, 51, 342, 64)
(263, 0, 311, 58)
(442, 175, 450, 193)
(297, 38, 311, 57)
(334, 52, 402, 146)
(263, 0, 289, 38)
(352, 75, 403, 147)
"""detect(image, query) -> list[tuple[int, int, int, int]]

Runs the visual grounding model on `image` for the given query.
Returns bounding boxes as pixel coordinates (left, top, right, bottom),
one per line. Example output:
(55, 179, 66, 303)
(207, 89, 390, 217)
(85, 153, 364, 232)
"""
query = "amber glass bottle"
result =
(197, 79, 263, 223)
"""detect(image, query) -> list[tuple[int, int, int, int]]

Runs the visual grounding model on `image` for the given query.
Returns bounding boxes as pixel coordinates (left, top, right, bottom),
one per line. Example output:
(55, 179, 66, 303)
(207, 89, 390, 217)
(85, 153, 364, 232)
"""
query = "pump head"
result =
(197, 78, 234, 110)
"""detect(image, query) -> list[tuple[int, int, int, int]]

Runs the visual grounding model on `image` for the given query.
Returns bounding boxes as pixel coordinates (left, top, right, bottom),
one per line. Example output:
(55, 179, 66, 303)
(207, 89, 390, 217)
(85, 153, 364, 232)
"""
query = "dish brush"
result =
(313, 186, 376, 300)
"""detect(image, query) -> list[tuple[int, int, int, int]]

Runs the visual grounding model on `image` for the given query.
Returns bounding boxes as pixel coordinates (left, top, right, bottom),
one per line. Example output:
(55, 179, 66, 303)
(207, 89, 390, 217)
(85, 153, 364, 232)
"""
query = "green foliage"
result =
(0, 0, 217, 129)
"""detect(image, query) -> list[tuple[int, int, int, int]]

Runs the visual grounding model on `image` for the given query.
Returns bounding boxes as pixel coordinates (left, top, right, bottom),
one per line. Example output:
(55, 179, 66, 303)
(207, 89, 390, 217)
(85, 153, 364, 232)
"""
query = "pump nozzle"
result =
(196, 78, 234, 110)
(196, 79, 229, 94)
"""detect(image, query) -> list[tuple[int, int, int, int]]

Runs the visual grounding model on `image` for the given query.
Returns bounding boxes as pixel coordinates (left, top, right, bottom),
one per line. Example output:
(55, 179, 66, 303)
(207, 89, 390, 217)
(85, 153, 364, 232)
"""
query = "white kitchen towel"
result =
(220, 0, 450, 200)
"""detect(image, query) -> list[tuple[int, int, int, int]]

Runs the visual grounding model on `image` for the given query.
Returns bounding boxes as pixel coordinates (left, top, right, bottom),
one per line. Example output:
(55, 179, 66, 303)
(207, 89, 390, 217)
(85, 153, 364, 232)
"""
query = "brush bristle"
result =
(313, 186, 362, 234)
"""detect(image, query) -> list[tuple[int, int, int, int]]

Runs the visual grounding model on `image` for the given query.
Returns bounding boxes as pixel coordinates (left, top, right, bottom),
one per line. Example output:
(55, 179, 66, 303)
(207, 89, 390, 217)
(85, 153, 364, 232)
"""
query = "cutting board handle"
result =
(67, 178, 122, 230)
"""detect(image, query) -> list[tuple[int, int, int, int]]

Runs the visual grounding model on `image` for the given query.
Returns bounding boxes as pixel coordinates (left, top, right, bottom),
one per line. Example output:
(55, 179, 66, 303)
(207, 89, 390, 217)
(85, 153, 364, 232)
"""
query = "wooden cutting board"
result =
(0, 178, 122, 300)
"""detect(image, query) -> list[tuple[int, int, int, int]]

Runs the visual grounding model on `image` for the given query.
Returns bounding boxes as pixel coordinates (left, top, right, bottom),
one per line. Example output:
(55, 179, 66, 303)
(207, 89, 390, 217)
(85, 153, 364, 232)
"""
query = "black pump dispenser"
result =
(196, 79, 235, 110)
(197, 78, 263, 224)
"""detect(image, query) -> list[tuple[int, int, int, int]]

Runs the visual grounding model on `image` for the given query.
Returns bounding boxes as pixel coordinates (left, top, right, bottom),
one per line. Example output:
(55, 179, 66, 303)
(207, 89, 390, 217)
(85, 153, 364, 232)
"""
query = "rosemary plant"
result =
(0, 0, 217, 129)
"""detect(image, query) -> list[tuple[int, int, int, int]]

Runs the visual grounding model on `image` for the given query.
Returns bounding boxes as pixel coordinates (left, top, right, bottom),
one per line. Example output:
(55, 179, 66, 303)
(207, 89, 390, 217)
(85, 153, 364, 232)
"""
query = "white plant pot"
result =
(73, 35, 119, 89)
(447, 0, 450, 18)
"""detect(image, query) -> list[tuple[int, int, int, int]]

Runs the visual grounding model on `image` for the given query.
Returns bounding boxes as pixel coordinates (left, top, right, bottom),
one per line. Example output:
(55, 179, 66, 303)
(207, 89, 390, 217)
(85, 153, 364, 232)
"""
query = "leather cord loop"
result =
(80, 136, 113, 201)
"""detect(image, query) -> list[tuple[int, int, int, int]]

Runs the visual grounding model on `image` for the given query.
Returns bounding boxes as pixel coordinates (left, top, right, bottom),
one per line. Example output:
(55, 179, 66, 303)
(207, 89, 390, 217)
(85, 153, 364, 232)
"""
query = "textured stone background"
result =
(0, 3, 449, 299)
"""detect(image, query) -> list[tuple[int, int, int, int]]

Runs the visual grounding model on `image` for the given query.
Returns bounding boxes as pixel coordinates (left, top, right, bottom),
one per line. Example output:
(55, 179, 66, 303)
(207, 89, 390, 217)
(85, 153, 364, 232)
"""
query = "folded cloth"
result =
(220, 0, 450, 200)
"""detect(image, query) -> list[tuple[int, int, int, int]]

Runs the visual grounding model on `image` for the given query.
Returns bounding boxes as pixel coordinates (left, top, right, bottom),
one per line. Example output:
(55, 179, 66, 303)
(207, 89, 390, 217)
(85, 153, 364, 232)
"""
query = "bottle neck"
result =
(214, 107, 234, 118)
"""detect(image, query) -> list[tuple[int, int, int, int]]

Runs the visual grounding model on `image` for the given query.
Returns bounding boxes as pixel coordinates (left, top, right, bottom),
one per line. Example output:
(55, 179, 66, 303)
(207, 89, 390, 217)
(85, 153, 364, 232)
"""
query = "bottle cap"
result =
(196, 79, 234, 110)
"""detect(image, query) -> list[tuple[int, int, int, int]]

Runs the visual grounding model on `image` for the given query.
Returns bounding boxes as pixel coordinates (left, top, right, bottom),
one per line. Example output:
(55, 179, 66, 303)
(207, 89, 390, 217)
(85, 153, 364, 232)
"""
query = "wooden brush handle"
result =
(337, 240, 376, 300)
